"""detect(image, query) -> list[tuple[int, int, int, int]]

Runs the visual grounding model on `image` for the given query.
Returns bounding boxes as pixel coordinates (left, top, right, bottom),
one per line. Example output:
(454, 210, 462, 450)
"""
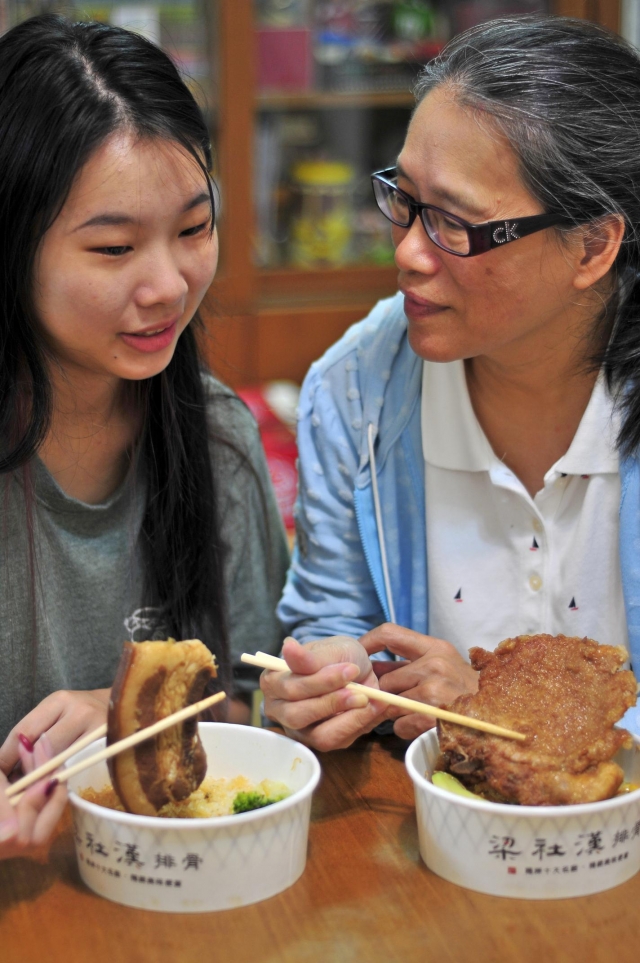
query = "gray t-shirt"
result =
(0, 376, 290, 741)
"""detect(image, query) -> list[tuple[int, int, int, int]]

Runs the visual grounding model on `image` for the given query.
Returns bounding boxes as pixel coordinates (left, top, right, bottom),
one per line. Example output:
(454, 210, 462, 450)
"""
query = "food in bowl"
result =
(108, 638, 218, 816)
(80, 775, 289, 817)
(66, 723, 322, 912)
(431, 769, 640, 801)
(406, 728, 640, 899)
(437, 634, 637, 806)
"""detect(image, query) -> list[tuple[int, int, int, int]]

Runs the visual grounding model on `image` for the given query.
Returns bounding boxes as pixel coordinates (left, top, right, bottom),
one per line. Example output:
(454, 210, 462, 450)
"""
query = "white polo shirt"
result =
(421, 359, 628, 656)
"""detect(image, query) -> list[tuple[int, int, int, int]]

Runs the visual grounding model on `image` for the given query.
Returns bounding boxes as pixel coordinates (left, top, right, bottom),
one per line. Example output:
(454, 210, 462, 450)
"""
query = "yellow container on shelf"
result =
(289, 160, 354, 267)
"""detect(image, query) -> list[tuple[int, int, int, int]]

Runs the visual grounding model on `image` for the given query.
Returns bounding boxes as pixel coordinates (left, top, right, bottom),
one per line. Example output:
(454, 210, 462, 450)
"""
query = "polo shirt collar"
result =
(421, 359, 619, 475)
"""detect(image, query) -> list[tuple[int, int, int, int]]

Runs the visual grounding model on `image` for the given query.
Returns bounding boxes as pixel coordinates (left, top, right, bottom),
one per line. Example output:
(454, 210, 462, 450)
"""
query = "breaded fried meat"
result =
(437, 634, 637, 806)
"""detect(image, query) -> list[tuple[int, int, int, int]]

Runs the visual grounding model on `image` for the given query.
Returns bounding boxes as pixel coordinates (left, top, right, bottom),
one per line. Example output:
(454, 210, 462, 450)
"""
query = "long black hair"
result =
(414, 16, 640, 454)
(0, 15, 230, 687)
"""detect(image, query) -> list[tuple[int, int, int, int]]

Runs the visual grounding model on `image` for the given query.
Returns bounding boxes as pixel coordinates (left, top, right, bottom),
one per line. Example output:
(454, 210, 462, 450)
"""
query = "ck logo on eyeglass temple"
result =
(492, 221, 521, 244)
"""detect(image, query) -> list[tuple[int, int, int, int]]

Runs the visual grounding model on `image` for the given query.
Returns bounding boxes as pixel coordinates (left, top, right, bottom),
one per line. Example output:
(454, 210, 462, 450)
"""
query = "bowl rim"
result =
(405, 728, 640, 818)
(67, 722, 322, 829)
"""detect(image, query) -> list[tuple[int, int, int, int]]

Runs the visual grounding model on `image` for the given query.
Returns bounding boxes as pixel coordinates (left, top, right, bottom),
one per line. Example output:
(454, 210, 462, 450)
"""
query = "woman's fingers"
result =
(0, 771, 19, 845)
(15, 783, 42, 846)
(0, 762, 67, 859)
(261, 635, 393, 750)
(34, 690, 109, 756)
(261, 635, 377, 722)
(34, 713, 102, 758)
(363, 626, 478, 703)
(281, 635, 372, 676)
(0, 693, 98, 858)
(392, 712, 437, 741)
(377, 658, 453, 694)
(284, 701, 387, 753)
(31, 783, 68, 847)
(360, 624, 479, 740)
(361, 623, 451, 661)
(371, 659, 408, 678)
(0, 699, 65, 774)
(0, 689, 110, 776)
(14, 778, 66, 849)
(381, 658, 478, 703)
(266, 684, 371, 732)
(17, 733, 37, 776)
(380, 662, 478, 712)
(261, 660, 361, 703)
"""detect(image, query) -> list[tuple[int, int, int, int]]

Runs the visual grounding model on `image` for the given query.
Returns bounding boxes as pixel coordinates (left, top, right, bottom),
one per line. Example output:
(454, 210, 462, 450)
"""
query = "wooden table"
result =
(2, 733, 639, 963)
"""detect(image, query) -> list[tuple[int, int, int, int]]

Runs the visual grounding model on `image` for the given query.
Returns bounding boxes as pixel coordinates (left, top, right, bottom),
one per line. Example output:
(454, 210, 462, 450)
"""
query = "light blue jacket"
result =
(277, 292, 640, 736)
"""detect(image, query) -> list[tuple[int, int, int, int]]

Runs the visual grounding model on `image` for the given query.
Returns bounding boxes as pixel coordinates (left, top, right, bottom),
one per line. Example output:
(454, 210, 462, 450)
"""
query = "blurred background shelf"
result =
(257, 90, 416, 110)
(210, 0, 622, 388)
(1, 0, 623, 391)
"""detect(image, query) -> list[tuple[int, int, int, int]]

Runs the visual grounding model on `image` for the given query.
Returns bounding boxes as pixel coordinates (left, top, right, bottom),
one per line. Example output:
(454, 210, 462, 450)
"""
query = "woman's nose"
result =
(135, 249, 189, 307)
(393, 218, 442, 276)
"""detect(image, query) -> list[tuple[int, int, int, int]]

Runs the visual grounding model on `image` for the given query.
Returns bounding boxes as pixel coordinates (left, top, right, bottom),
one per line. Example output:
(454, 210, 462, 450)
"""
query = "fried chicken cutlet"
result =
(437, 634, 638, 806)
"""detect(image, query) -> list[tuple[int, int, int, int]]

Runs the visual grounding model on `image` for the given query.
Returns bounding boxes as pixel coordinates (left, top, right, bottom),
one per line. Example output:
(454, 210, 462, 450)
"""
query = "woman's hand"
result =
(0, 736, 68, 860)
(0, 688, 110, 781)
(260, 636, 387, 751)
(360, 624, 479, 740)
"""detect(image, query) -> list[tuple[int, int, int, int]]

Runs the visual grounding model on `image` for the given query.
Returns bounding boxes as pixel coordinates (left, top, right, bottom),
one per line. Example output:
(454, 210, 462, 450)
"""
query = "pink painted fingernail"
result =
(18, 733, 34, 753)
(44, 778, 58, 798)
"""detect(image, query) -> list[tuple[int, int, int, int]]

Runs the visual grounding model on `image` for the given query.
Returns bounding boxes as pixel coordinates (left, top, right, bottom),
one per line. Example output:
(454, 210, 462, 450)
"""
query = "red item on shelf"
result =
(257, 28, 313, 91)
(238, 384, 299, 533)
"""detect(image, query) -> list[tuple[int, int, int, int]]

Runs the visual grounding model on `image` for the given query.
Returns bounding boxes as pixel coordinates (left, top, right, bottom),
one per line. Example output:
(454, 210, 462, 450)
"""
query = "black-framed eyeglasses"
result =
(371, 168, 574, 258)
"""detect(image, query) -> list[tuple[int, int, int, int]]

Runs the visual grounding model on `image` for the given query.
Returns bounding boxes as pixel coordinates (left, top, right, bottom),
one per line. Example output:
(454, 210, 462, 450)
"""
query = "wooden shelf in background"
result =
(258, 264, 398, 306)
(203, 264, 399, 388)
(553, 0, 619, 30)
(256, 90, 416, 111)
(209, 0, 621, 388)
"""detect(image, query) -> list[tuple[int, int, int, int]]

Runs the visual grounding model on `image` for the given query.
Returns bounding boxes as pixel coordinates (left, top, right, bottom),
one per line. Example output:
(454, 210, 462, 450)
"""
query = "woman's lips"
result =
(402, 291, 448, 321)
(119, 321, 178, 353)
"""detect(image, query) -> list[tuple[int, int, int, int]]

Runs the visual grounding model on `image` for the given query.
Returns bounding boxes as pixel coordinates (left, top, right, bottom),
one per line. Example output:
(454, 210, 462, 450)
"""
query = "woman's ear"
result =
(572, 214, 625, 291)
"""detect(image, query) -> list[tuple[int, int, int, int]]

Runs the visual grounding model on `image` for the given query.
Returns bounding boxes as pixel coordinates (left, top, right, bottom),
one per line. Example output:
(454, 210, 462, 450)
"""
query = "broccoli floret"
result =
(232, 790, 285, 814)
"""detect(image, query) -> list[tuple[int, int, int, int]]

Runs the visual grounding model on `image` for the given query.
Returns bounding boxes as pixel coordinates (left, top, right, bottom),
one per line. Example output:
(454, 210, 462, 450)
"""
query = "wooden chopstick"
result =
(242, 651, 526, 742)
(9, 691, 226, 807)
(5, 723, 108, 799)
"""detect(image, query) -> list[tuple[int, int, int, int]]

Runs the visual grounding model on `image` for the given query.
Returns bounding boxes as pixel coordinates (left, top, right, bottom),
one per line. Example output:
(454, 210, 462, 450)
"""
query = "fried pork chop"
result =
(437, 634, 638, 806)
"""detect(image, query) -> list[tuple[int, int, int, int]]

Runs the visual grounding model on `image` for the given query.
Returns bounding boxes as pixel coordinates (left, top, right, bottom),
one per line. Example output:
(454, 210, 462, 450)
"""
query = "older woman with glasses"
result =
(262, 15, 640, 751)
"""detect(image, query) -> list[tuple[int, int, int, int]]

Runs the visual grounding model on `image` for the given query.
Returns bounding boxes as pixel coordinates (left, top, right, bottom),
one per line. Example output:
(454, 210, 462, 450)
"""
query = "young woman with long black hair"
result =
(0, 15, 288, 856)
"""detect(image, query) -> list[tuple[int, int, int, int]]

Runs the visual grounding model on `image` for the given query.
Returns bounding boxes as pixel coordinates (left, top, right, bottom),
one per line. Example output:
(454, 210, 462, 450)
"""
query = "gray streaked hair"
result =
(414, 15, 640, 454)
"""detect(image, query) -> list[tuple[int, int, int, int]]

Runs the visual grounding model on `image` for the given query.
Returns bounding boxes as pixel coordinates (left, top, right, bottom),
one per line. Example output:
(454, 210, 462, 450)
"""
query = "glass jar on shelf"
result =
(289, 159, 355, 267)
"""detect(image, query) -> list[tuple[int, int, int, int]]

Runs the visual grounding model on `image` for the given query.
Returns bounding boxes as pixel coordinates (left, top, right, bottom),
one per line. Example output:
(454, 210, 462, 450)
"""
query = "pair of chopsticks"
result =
(6, 644, 523, 806)
(6, 691, 226, 807)
(242, 651, 526, 742)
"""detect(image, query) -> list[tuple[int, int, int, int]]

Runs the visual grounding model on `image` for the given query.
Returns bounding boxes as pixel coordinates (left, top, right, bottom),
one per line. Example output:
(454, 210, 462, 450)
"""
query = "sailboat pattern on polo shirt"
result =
(420, 359, 626, 653)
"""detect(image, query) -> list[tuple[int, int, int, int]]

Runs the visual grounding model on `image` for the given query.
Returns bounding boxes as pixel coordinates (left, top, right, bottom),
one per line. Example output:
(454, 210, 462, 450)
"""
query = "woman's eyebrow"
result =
(74, 212, 134, 230)
(183, 191, 212, 213)
(396, 161, 486, 219)
(74, 191, 212, 231)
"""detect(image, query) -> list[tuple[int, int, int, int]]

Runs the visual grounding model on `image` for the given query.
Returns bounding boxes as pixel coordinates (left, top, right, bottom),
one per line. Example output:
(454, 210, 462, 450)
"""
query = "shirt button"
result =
(533, 518, 543, 533)
(529, 574, 543, 591)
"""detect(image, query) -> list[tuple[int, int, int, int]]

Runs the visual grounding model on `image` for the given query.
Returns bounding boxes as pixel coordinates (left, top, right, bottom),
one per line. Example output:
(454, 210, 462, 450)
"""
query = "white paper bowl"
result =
(65, 723, 321, 912)
(405, 729, 640, 899)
